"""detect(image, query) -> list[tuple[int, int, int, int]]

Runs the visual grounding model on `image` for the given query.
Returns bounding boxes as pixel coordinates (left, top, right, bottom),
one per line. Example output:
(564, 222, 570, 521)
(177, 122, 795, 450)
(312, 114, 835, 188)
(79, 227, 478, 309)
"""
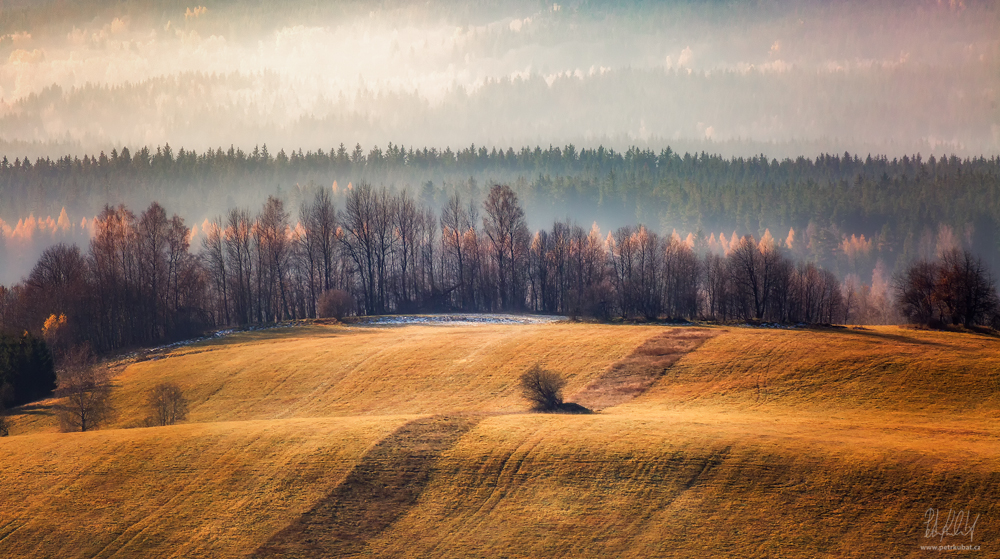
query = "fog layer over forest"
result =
(1, 0, 998, 288)
(1, 0, 998, 157)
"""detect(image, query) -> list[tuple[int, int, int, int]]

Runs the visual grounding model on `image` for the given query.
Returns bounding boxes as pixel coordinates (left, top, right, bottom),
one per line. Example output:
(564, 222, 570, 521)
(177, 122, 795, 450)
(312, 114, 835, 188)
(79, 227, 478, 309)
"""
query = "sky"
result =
(0, 0, 997, 158)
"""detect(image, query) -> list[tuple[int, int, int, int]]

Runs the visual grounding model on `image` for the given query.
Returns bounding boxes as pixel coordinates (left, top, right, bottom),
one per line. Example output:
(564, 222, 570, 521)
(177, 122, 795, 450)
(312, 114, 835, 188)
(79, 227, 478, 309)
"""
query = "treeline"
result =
(4, 142, 998, 198)
(3, 143, 1000, 281)
(6, 182, 990, 357)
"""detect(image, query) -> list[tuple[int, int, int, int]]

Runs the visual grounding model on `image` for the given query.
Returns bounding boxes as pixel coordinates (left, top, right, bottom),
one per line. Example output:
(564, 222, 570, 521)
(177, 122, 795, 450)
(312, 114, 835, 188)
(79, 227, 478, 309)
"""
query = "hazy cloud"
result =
(0, 0, 996, 157)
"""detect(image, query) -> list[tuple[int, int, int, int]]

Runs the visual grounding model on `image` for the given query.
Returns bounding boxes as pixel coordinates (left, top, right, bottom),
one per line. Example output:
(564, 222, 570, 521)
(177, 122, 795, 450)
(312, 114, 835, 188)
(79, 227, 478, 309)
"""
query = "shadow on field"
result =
(137, 324, 367, 360)
(201, 325, 360, 346)
(15, 403, 55, 417)
(572, 327, 716, 411)
(253, 414, 481, 559)
(836, 328, 948, 347)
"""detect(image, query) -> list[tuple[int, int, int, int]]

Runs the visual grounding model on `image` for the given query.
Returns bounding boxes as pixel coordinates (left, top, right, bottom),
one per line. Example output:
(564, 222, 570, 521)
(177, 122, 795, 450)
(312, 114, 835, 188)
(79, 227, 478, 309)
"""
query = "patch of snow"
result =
(736, 322, 801, 329)
(124, 323, 297, 361)
(356, 313, 566, 326)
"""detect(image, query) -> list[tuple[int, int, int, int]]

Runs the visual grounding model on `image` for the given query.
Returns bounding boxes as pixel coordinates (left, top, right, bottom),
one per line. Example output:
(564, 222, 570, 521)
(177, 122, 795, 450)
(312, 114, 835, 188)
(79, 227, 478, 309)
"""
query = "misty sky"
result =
(0, 0, 997, 158)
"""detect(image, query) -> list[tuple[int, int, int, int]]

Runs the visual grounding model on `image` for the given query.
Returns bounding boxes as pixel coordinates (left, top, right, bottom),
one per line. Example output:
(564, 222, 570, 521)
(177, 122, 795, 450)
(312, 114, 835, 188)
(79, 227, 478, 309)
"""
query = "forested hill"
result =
(2, 144, 1000, 279)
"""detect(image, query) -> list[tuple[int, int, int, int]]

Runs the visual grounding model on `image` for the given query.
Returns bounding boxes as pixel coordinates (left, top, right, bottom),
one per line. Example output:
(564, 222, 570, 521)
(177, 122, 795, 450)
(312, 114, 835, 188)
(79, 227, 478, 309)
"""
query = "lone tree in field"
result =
(519, 364, 567, 411)
(55, 346, 115, 432)
(146, 382, 189, 426)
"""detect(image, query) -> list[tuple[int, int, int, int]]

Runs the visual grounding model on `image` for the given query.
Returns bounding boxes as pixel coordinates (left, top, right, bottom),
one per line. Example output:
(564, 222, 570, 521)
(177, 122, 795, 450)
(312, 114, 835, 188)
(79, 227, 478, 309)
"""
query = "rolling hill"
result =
(1, 321, 997, 557)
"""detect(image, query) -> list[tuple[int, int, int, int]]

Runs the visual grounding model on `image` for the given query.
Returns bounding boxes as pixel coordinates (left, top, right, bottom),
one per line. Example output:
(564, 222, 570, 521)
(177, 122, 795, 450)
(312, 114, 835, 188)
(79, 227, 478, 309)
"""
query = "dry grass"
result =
(3, 323, 999, 558)
(6, 323, 660, 435)
(363, 413, 999, 558)
(254, 414, 481, 558)
(353, 326, 1000, 557)
(0, 416, 410, 558)
(628, 325, 1000, 416)
(572, 327, 715, 410)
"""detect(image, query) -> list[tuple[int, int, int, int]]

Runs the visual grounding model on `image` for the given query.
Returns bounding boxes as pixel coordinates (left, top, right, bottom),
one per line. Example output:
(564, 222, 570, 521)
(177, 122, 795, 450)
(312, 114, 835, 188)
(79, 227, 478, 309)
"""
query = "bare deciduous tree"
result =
(138, 202, 170, 341)
(895, 249, 999, 328)
(89, 204, 139, 351)
(340, 183, 381, 315)
(56, 347, 115, 432)
(395, 190, 419, 310)
(202, 217, 229, 324)
(226, 207, 255, 325)
(896, 260, 943, 326)
(938, 248, 999, 327)
(299, 188, 338, 317)
(255, 196, 292, 322)
(483, 183, 530, 311)
(25, 243, 88, 344)
(308, 188, 339, 292)
(441, 192, 470, 309)
(145, 382, 188, 426)
(518, 364, 566, 411)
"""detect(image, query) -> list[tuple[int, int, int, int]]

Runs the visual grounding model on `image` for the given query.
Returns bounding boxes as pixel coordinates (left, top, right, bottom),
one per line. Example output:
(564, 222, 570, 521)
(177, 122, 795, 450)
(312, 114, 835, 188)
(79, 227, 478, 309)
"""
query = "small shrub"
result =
(318, 289, 355, 320)
(519, 365, 567, 411)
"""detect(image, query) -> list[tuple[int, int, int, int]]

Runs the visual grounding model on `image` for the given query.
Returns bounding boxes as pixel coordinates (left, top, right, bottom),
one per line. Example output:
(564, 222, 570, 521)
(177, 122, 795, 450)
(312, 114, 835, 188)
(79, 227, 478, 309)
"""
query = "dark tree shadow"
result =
(832, 327, 947, 347)
(14, 402, 56, 417)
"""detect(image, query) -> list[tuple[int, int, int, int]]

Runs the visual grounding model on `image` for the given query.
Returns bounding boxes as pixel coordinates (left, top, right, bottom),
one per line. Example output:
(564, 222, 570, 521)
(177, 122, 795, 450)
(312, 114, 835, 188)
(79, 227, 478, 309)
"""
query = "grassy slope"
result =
(365, 327, 1000, 558)
(0, 416, 410, 558)
(2, 324, 999, 557)
(0, 323, 658, 558)
(367, 413, 999, 558)
(106, 323, 652, 429)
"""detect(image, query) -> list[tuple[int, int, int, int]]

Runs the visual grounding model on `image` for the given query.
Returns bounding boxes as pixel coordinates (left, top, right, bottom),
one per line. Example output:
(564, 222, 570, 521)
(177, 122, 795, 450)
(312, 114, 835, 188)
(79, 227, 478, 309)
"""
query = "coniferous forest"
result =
(3, 143, 999, 276)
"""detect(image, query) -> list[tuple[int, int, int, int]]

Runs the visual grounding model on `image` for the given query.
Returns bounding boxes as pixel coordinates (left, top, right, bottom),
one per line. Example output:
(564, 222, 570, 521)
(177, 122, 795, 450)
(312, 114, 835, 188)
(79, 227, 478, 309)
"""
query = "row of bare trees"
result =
(1, 203, 206, 353)
(201, 196, 311, 325)
(201, 187, 441, 323)
(197, 183, 536, 322)
(3, 182, 999, 360)
(89, 203, 205, 350)
(704, 239, 847, 324)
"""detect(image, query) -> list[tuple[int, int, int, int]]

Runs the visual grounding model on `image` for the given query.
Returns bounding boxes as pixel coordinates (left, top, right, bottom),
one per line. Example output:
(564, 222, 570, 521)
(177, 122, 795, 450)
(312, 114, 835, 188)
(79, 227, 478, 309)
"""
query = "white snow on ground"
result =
(128, 323, 298, 360)
(737, 322, 802, 329)
(357, 314, 566, 326)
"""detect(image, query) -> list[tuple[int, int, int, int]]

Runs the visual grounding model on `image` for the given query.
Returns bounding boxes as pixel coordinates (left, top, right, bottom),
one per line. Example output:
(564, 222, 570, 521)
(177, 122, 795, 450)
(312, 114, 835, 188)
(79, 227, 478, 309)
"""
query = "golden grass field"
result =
(1, 322, 998, 557)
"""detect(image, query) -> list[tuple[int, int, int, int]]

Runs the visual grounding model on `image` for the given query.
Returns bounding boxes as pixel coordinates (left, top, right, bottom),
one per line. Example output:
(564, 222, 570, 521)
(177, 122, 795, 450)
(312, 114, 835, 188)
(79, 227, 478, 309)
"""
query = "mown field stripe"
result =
(572, 327, 716, 410)
(252, 414, 481, 558)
